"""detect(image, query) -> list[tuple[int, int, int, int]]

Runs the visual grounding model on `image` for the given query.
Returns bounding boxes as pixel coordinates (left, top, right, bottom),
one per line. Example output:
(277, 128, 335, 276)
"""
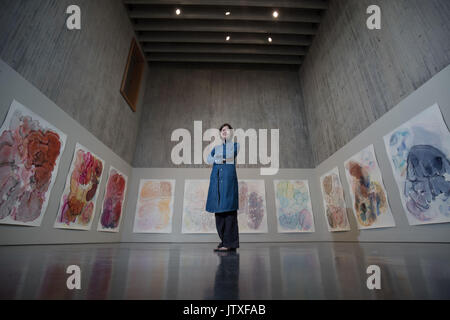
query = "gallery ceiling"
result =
(123, 0, 329, 67)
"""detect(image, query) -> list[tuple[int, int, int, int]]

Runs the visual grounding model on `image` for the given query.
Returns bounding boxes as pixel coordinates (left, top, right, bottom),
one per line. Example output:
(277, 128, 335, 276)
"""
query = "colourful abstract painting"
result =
(238, 180, 268, 233)
(320, 167, 351, 232)
(182, 180, 215, 233)
(274, 180, 315, 233)
(344, 145, 395, 229)
(0, 100, 66, 226)
(54, 143, 105, 230)
(97, 166, 128, 232)
(133, 179, 175, 233)
(384, 104, 450, 225)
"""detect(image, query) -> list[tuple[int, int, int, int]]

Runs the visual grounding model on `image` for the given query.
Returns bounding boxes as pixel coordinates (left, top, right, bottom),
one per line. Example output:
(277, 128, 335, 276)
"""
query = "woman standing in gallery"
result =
(206, 123, 240, 252)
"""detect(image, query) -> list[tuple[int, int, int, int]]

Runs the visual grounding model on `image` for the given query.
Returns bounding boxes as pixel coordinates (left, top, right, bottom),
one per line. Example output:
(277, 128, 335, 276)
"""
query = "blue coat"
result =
(205, 141, 240, 213)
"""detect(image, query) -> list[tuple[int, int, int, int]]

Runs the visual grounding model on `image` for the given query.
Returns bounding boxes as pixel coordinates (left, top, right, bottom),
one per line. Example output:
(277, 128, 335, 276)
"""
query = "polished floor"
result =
(0, 242, 449, 299)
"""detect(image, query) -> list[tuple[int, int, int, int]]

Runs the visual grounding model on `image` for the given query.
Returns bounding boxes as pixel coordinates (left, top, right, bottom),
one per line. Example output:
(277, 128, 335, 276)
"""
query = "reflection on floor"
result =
(0, 242, 449, 299)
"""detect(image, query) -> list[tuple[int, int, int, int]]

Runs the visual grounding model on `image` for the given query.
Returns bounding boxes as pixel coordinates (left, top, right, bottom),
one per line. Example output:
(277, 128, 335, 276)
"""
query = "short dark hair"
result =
(219, 123, 233, 131)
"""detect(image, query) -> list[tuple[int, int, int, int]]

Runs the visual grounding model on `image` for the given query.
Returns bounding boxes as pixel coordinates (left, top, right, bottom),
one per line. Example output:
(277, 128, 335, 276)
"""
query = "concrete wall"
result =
(1, 1, 449, 245)
(312, 63, 450, 243)
(121, 168, 318, 243)
(0, 58, 133, 245)
(121, 63, 450, 244)
(300, 0, 450, 165)
(133, 63, 313, 168)
(1, 57, 449, 246)
(0, 0, 146, 164)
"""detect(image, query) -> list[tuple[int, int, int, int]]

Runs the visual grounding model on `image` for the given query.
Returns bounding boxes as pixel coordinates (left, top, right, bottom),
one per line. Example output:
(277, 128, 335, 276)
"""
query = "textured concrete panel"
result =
(0, 58, 133, 246)
(299, 0, 450, 165)
(133, 64, 314, 168)
(0, 0, 145, 164)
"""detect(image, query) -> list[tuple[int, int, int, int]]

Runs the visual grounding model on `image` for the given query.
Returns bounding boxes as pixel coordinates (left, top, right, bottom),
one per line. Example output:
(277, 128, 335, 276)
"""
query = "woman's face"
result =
(221, 126, 231, 140)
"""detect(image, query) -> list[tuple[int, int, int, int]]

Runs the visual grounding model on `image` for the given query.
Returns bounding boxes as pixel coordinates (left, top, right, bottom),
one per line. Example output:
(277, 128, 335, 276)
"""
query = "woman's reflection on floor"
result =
(212, 251, 240, 300)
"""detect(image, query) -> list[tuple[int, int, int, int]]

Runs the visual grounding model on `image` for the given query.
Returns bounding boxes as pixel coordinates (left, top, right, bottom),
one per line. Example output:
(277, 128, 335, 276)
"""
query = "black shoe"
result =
(214, 247, 236, 252)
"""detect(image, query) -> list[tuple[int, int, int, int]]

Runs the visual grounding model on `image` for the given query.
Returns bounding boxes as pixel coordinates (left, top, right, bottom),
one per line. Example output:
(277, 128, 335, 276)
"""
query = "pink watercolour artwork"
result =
(0, 100, 66, 226)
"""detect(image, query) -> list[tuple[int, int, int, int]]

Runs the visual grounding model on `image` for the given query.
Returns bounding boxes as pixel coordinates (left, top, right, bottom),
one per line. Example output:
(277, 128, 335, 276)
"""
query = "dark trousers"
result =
(215, 210, 240, 248)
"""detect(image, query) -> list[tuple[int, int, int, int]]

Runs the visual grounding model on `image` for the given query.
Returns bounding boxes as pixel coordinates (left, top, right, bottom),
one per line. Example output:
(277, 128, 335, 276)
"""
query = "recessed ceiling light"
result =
(175, 8, 181, 15)
(226, 36, 231, 41)
(225, 11, 231, 16)
(273, 11, 279, 18)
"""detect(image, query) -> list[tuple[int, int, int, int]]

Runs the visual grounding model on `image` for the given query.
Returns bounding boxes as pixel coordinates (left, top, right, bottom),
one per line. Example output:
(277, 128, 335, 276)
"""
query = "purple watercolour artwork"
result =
(238, 180, 268, 233)
(97, 166, 128, 233)
(384, 104, 450, 225)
